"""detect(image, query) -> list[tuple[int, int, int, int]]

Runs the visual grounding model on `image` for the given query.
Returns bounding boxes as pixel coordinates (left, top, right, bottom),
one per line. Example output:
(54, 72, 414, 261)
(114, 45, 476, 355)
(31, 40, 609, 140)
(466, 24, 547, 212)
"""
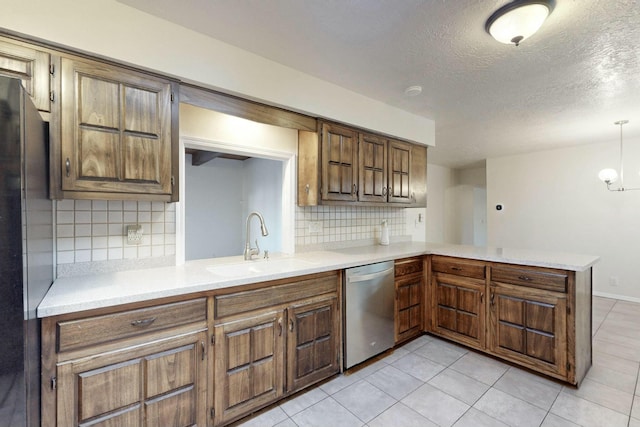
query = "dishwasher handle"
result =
(347, 266, 395, 283)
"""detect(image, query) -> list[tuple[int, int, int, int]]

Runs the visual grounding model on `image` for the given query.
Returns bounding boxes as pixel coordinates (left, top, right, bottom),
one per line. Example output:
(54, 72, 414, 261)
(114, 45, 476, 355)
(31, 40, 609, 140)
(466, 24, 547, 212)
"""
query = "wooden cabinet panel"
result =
(388, 140, 411, 203)
(214, 310, 284, 426)
(55, 330, 206, 427)
(286, 296, 340, 392)
(489, 282, 567, 378)
(395, 257, 424, 344)
(358, 133, 388, 203)
(432, 272, 485, 350)
(321, 122, 358, 201)
(0, 36, 50, 112)
(56, 56, 175, 200)
(492, 266, 568, 292)
(431, 256, 486, 279)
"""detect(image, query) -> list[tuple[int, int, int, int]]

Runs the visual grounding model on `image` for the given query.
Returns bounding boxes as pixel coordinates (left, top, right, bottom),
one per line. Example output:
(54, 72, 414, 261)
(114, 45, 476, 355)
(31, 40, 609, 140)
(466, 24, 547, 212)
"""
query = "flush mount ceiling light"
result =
(598, 120, 640, 192)
(404, 85, 422, 97)
(485, 0, 554, 46)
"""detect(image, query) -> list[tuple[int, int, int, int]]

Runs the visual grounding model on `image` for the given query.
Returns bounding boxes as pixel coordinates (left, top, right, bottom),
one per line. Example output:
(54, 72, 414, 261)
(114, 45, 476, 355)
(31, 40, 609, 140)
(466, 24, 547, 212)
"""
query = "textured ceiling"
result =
(119, 0, 640, 168)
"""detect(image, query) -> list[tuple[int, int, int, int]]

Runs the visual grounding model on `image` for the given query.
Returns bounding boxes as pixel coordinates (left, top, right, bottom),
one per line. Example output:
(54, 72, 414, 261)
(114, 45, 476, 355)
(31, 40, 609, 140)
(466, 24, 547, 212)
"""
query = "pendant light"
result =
(485, 0, 554, 46)
(598, 120, 640, 192)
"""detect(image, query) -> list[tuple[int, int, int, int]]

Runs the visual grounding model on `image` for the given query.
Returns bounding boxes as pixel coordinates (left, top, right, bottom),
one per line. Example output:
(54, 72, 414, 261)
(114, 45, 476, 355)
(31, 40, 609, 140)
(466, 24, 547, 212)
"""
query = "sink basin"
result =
(207, 258, 317, 278)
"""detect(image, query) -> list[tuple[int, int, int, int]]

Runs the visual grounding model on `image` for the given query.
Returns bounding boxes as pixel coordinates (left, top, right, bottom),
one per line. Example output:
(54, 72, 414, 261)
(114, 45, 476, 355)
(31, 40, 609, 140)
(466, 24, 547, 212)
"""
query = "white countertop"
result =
(38, 242, 599, 318)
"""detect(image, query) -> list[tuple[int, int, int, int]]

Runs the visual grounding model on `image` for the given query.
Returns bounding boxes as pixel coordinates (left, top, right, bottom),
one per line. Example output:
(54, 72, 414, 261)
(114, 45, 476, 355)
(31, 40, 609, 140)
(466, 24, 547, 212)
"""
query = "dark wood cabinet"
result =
(0, 36, 50, 113)
(394, 257, 424, 343)
(213, 310, 285, 426)
(298, 122, 427, 207)
(42, 298, 208, 427)
(52, 55, 177, 201)
(212, 271, 341, 426)
(286, 295, 340, 392)
(430, 256, 486, 350)
(321, 122, 358, 202)
(427, 256, 592, 386)
(489, 266, 568, 379)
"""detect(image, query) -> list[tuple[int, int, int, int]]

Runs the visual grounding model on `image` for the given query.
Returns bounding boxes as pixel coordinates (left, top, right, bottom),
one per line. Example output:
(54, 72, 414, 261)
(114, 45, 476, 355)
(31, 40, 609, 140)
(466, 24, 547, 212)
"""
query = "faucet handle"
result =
(254, 239, 260, 254)
(264, 250, 269, 260)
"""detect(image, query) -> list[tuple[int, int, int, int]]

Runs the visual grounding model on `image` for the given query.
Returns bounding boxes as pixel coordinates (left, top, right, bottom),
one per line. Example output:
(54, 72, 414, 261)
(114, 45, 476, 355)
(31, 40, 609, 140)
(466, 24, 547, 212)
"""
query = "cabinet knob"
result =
(65, 158, 70, 177)
(382, 187, 388, 196)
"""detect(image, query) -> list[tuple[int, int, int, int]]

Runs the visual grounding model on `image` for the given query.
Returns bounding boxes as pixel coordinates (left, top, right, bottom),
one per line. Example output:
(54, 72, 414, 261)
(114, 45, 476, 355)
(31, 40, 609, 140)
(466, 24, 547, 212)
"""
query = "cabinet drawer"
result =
(491, 266, 568, 293)
(395, 257, 423, 277)
(215, 272, 338, 319)
(57, 298, 207, 352)
(431, 256, 486, 279)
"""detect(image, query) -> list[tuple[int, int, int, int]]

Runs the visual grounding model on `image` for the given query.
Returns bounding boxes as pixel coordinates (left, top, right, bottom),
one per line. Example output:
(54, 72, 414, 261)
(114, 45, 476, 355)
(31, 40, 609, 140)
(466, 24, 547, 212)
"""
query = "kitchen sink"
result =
(206, 258, 317, 278)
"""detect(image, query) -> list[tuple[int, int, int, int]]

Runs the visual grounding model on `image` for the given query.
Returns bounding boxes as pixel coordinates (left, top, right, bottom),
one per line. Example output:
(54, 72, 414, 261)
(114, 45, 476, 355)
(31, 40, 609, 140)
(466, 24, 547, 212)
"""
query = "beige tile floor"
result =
(238, 296, 640, 427)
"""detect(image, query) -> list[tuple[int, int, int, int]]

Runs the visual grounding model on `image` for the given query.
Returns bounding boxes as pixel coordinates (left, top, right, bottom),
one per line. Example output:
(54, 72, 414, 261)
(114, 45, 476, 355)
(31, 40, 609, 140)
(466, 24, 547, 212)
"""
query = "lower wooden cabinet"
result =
(427, 255, 592, 386)
(213, 310, 285, 426)
(55, 331, 207, 427)
(394, 258, 424, 343)
(212, 271, 341, 426)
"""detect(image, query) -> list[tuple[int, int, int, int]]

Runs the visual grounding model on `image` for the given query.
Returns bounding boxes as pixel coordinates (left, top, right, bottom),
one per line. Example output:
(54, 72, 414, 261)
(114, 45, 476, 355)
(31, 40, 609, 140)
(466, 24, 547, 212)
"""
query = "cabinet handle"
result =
(201, 341, 205, 360)
(518, 275, 533, 282)
(352, 184, 357, 195)
(451, 266, 462, 271)
(278, 317, 283, 336)
(480, 292, 484, 303)
(305, 184, 310, 194)
(65, 158, 70, 177)
(382, 187, 388, 196)
(490, 292, 495, 306)
(130, 317, 156, 327)
(289, 318, 294, 332)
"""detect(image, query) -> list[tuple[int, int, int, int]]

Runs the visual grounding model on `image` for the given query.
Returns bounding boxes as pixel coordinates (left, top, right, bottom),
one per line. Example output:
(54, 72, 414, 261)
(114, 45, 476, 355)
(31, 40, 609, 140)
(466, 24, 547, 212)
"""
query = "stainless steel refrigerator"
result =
(0, 76, 53, 427)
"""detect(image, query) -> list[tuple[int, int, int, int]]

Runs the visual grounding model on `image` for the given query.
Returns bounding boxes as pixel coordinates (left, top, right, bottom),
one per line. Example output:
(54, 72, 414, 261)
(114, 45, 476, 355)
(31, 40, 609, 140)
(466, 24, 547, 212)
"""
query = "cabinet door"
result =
(59, 56, 173, 197)
(0, 37, 50, 112)
(432, 272, 485, 349)
(410, 144, 427, 206)
(286, 296, 340, 393)
(395, 274, 423, 344)
(214, 310, 284, 426)
(56, 331, 207, 427)
(489, 283, 567, 378)
(321, 122, 358, 202)
(387, 140, 412, 204)
(358, 133, 388, 203)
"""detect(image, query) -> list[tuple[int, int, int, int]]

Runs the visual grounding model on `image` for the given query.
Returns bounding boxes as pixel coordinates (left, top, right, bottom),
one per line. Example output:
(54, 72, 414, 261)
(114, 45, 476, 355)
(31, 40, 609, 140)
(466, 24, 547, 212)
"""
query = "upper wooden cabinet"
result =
(299, 121, 428, 207)
(51, 55, 178, 201)
(0, 36, 50, 112)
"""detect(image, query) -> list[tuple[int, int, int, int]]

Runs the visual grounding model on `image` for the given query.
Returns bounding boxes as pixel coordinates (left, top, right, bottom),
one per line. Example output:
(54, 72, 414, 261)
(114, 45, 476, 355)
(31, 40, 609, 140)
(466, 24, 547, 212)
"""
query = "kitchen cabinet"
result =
(394, 257, 424, 344)
(488, 265, 568, 379)
(426, 256, 592, 385)
(0, 36, 51, 113)
(429, 256, 486, 350)
(41, 298, 208, 427)
(212, 271, 340, 426)
(298, 122, 427, 207)
(51, 55, 178, 201)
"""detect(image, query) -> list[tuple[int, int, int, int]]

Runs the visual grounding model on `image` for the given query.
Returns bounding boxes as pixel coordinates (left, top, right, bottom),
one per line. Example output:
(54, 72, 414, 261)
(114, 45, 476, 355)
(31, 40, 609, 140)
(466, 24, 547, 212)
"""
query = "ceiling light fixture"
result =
(485, 0, 554, 46)
(598, 120, 640, 192)
(404, 85, 422, 97)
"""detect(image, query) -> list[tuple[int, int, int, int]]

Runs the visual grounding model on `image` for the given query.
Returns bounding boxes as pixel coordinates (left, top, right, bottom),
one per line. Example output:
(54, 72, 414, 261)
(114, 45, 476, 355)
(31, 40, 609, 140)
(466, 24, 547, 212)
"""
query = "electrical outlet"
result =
(126, 224, 143, 245)
(308, 221, 322, 233)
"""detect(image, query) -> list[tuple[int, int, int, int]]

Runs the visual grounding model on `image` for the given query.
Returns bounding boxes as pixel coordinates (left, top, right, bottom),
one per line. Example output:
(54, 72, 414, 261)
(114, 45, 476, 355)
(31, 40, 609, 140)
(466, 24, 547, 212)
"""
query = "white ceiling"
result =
(119, 0, 640, 168)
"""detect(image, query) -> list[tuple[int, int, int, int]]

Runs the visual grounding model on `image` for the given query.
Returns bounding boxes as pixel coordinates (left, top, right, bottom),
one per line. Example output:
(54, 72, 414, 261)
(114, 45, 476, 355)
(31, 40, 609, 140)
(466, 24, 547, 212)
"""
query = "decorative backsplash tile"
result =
(55, 199, 176, 266)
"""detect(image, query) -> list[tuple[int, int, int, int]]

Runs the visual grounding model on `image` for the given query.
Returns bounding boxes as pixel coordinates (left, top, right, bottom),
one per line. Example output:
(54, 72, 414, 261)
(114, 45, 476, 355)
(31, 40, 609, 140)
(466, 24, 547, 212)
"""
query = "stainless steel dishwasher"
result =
(344, 260, 395, 369)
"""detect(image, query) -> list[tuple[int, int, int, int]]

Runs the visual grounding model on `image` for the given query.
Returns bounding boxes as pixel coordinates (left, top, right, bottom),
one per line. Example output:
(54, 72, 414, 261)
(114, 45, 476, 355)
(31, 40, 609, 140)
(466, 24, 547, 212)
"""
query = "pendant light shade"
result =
(598, 120, 640, 192)
(486, 1, 554, 46)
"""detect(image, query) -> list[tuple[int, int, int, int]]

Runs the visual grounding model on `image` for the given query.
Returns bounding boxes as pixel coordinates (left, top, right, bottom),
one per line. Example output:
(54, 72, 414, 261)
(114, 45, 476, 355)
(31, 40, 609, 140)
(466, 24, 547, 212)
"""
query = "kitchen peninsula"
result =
(39, 242, 597, 427)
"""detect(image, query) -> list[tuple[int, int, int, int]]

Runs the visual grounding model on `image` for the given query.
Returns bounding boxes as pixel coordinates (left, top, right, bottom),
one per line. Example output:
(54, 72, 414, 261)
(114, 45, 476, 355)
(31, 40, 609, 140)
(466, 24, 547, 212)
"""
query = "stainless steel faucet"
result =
(244, 211, 269, 260)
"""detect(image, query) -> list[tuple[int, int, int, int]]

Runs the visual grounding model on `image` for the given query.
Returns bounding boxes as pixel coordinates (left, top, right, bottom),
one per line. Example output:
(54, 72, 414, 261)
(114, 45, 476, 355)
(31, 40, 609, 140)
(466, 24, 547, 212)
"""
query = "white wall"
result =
(0, 0, 435, 146)
(487, 137, 640, 301)
(184, 156, 244, 260)
(426, 164, 456, 243)
(243, 158, 283, 255)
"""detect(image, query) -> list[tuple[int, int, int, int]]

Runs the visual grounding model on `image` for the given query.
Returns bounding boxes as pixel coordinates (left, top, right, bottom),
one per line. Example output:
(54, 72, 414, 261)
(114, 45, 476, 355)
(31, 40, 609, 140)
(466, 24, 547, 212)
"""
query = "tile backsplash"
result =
(55, 200, 407, 276)
(55, 199, 176, 266)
